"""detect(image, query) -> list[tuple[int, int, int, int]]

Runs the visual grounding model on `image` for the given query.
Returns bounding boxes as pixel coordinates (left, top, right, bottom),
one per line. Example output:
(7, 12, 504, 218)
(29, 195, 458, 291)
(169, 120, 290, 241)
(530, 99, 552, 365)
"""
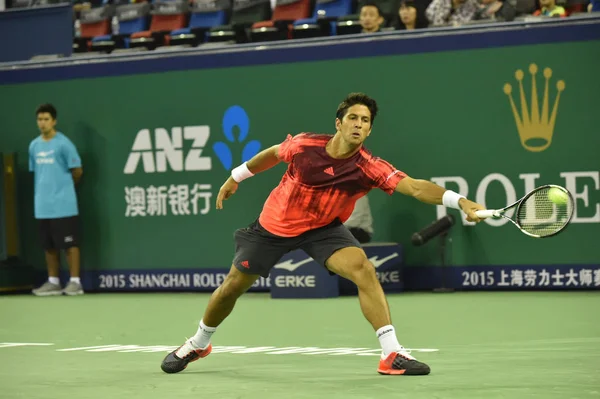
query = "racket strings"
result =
(517, 187, 574, 237)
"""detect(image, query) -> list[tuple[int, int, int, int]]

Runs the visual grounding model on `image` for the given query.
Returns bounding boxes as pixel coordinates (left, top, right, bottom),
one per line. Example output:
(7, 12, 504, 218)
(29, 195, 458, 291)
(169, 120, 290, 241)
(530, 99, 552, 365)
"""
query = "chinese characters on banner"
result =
(124, 184, 212, 217)
(498, 268, 600, 287)
(460, 267, 600, 288)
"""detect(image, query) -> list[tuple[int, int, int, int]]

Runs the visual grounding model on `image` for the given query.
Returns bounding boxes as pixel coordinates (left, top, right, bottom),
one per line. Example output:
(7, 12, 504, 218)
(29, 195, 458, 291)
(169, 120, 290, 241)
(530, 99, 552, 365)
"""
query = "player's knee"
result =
(219, 280, 244, 301)
(45, 249, 59, 258)
(346, 259, 377, 286)
(219, 273, 250, 301)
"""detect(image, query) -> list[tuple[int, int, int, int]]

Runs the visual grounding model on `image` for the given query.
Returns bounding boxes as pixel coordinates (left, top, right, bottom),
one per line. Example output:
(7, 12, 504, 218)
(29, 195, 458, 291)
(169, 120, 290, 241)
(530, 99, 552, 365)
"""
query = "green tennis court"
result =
(1, 292, 599, 399)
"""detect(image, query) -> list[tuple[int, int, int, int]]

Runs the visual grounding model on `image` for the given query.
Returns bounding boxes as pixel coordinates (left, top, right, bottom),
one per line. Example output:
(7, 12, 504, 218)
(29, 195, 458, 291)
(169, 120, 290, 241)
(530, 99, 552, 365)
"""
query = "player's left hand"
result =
(459, 198, 486, 223)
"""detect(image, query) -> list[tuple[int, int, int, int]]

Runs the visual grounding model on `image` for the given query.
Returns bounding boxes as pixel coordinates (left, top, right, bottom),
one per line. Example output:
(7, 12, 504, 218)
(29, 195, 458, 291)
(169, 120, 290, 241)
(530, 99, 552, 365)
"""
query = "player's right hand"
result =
(459, 198, 485, 223)
(216, 177, 239, 210)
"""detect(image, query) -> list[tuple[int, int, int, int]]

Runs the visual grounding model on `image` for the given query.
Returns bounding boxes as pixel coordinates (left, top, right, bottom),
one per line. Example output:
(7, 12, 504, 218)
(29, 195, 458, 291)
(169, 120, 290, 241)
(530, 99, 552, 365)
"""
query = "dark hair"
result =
(360, 2, 383, 15)
(36, 103, 57, 120)
(336, 93, 379, 125)
(395, 0, 429, 29)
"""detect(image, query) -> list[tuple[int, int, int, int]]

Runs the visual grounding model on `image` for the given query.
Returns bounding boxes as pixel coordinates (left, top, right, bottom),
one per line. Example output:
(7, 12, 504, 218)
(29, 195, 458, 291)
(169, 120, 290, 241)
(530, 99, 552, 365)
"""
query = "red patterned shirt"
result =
(258, 133, 406, 237)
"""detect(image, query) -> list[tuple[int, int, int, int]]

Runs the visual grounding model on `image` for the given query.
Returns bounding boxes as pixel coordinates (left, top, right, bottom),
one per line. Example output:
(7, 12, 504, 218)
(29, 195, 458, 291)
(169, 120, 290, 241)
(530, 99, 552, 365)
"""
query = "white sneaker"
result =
(63, 281, 84, 296)
(32, 282, 63, 296)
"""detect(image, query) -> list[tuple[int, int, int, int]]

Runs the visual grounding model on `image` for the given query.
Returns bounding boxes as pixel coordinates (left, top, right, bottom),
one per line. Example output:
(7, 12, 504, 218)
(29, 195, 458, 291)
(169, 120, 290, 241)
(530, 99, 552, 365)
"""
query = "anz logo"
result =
(213, 105, 261, 171)
(123, 106, 262, 174)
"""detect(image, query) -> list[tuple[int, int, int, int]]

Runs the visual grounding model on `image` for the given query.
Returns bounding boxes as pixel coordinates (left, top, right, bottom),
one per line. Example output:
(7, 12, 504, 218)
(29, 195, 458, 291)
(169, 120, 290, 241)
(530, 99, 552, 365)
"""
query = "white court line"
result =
(0, 343, 54, 348)
(0, 342, 440, 356)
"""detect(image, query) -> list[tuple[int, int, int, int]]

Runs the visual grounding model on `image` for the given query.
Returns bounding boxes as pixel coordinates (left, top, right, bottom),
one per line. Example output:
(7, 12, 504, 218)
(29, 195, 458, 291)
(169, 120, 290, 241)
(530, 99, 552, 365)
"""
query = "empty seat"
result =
(335, 13, 361, 35)
(170, 0, 231, 46)
(302, 0, 352, 21)
(207, 0, 272, 43)
(80, 5, 115, 38)
(73, 5, 114, 52)
(115, 2, 153, 35)
(251, 0, 312, 41)
(130, 0, 189, 49)
(292, 0, 353, 38)
(90, 2, 151, 52)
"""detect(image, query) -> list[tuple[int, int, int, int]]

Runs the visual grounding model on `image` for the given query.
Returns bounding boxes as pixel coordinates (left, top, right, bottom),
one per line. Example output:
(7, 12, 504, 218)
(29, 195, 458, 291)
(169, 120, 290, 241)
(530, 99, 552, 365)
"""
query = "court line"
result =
(0, 343, 54, 348)
(0, 342, 440, 356)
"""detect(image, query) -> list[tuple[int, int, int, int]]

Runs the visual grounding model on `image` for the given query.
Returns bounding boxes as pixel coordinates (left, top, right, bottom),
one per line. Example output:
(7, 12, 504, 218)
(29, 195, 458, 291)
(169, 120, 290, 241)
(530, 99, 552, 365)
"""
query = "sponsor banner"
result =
(405, 265, 600, 290)
(66, 265, 599, 293)
(77, 244, 402, 295)
(270, 244, 403, 299)
(270, 249, 340, 299)
(338, 243, 404, 296)
(83, 269, 270, 292)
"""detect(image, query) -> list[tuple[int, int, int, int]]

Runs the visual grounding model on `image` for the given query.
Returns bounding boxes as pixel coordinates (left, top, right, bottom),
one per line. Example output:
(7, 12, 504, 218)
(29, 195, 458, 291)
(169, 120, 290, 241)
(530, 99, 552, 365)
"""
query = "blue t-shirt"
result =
(29, 132, 82, 219)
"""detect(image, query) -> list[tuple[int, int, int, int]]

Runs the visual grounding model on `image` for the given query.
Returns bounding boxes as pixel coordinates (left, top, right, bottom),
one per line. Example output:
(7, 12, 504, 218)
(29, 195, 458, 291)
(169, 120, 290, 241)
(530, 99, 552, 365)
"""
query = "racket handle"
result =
(475, 209, 499, 219)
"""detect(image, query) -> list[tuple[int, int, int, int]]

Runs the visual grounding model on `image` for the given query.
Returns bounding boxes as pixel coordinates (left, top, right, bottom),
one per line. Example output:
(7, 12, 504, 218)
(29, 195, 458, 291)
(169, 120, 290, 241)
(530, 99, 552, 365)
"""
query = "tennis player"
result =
(161, 93, 486, 375)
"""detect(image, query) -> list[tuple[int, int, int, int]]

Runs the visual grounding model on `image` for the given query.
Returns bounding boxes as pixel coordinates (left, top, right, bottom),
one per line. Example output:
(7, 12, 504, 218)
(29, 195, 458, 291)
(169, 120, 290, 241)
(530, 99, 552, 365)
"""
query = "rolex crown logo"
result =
(504, 64, 565, 152)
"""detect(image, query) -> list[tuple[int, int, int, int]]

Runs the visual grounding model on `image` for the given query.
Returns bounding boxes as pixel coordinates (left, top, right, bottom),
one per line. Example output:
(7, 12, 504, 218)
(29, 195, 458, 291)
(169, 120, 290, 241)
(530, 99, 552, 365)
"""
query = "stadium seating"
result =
(169, 0, 231, 47)
(129, 0, 189, 50)
(292, 0, 353, 38)
(206, 0, 272, 43)
(90, 2, 151, 52)
(73, 5, 114, 53)
(250, 0, 313, 42)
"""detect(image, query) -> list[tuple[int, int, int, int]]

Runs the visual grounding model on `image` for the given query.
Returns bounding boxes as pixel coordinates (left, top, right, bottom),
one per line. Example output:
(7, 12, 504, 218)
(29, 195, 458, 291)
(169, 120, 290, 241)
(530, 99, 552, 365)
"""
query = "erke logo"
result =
(36, 150, 55, 164)
(504, 63, 565, 153)
(273, 253, 400, 272)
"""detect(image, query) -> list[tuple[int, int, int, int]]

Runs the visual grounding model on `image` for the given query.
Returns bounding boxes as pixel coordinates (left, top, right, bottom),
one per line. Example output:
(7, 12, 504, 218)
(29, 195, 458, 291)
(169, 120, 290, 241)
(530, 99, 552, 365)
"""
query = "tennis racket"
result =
(474, 184, 574, 238)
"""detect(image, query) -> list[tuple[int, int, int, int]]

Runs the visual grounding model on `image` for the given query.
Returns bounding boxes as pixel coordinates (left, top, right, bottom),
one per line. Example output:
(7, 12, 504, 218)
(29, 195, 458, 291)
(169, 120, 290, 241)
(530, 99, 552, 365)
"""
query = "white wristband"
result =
(231, 162, 254, 183)
(442, 190, 466, 210)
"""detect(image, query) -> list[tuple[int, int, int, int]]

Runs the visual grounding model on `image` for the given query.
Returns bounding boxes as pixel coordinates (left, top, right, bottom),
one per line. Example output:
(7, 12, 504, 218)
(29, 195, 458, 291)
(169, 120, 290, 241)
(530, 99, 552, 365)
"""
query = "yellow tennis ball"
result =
(548, 187, 568, 205)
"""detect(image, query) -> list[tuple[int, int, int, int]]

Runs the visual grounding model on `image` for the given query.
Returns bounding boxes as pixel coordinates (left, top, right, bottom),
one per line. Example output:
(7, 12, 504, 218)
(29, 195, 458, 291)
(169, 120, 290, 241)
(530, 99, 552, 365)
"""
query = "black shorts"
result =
(348, 227, 372, 244)
(233, 218, 361, 278)
(38, 216, 80, 251)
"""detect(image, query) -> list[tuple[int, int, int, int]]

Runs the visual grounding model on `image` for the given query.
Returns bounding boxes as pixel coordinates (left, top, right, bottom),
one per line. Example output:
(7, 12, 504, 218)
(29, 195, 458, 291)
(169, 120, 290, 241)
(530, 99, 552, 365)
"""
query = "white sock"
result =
(49, 277, 60, 285)
(191, 319, 216, 349)
(70, 277, 81, 284)
(376, 325, 403, 358)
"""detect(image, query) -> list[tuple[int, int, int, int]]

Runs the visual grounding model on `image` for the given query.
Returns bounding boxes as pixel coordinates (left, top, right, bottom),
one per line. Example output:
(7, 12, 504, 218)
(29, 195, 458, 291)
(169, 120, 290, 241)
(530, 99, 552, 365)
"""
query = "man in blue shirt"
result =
(29, 104, 84, 296)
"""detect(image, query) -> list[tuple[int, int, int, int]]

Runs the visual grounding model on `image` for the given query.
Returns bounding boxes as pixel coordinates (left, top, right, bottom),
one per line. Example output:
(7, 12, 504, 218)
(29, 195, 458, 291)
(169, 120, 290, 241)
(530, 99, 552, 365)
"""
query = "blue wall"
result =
(0, 4, 73, 62)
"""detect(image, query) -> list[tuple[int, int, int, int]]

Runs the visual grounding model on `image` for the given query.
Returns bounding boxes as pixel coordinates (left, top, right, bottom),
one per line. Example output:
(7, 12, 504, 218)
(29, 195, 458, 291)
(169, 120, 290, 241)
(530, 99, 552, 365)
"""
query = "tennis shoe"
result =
(377, 350, 431, 375)
(161, 339, 212, 374)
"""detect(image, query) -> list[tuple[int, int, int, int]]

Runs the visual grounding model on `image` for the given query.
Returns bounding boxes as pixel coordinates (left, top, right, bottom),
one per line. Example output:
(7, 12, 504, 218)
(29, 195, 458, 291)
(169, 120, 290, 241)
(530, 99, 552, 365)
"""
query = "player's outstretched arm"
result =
(394, 176, 485, 222)
(216, 145, 281, 210)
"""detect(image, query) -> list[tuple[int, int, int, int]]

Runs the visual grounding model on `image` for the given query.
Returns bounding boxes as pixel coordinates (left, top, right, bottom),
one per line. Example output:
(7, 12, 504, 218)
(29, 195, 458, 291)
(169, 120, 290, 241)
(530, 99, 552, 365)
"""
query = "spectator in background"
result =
(394, 0, 429, 29)
(533, 0, 566, 16)
(344, 195, 374, 244)
(589, 0, 600, 11)
(474, 0, 516, 21)
(426, 0, 478, 26)
(29, 104, 84, 297)
(359, 3, 385, 33)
